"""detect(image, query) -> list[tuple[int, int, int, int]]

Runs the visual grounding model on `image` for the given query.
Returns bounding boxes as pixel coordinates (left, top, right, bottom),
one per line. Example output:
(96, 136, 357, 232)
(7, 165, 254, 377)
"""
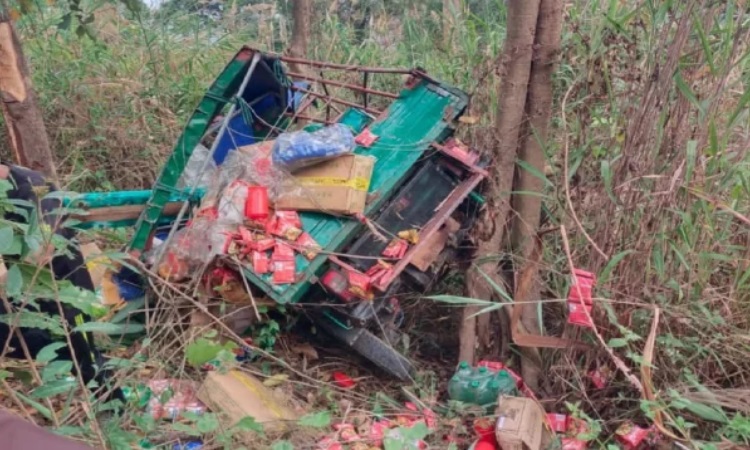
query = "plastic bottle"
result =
(244, 185, 269, 221)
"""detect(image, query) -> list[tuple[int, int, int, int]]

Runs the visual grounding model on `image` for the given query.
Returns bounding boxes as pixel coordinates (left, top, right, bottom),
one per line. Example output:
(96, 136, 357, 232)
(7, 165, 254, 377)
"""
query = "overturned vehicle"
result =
(66, 48, 487, 379)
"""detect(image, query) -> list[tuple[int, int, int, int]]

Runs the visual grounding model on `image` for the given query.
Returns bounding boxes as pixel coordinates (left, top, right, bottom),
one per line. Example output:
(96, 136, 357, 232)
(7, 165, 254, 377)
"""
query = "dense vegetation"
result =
(2, 0, 750, 448)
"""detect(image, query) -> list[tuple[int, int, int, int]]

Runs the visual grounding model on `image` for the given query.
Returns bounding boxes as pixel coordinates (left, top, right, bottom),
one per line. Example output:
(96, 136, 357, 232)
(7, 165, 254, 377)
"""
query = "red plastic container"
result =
(244, 185, 269, 221)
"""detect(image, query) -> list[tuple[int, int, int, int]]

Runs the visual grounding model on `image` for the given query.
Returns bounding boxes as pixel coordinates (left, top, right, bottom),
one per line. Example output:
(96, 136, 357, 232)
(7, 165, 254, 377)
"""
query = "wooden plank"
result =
(410, 217, 460, 271)
(71, 201, 184, 224)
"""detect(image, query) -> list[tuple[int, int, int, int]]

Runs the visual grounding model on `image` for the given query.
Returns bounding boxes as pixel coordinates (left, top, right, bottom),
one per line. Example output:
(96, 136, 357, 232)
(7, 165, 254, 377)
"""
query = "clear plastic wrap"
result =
(177, 143, 218, 189)
(213, 141, 302, 201)
(272, 123, 355, 172)
(156, 140, 305, 272)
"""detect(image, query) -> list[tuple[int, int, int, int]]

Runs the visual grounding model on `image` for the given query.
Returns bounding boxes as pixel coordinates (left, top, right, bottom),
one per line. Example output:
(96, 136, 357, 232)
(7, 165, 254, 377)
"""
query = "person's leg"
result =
(0, 409, 94, 450)
(1, 164, 102, 387)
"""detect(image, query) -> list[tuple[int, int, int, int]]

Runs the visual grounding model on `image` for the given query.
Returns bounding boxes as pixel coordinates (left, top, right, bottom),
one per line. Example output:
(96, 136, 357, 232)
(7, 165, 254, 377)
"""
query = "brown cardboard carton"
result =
(80, 243, 107, 288)
(275, 154, 375, 215)
(495, 396, 550, 450)
(197, 370, 298, 435)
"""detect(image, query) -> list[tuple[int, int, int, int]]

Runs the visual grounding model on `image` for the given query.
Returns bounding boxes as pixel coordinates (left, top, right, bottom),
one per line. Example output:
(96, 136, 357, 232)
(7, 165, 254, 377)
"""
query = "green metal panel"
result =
(129, 48, 257, 251)
(244, 79, 468, 304)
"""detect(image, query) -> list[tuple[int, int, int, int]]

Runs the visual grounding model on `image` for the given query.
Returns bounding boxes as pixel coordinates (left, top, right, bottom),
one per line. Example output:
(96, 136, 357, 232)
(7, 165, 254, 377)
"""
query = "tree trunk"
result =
(459, 0, 541, 364)
(288, 0, 312, 74)
(0, 13, 57, 183)
(509, 0, 563, 390)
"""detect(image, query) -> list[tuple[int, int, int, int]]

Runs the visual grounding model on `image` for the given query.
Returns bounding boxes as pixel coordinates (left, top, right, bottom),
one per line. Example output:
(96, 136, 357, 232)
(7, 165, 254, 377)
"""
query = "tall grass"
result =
(3, 0, 750, 446)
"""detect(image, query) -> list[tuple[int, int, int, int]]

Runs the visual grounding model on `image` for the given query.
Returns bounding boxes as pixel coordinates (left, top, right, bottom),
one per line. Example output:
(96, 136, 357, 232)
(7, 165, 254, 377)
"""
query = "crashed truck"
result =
(65, 48, 487, 380)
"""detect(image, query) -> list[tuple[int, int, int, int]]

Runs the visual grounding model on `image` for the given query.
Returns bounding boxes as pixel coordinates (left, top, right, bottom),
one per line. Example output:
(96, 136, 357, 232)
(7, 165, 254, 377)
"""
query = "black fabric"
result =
(0, 165, 100, 385)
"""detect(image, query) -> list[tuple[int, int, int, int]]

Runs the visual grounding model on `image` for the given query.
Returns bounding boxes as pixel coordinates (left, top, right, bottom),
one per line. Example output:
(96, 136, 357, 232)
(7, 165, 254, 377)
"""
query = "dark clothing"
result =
(0, 409, 94, 450)
(1, 165, 101, 385)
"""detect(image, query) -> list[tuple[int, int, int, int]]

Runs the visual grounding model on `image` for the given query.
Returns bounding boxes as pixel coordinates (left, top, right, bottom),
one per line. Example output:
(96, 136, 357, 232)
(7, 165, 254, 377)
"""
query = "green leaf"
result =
(102, 357, 136, 370)
(384, 423, 430, 450)
(601, 159, 617, 204)
(42, 360, 73, 382)
(36, 342, 67, 363)
(16, 392, 54, 421)
(185, 337, 238, 367)
(0, 311, 65, 335)
(74, 321, 145, 335)
(110, 297, 146, 324)
(171, 422, 201, 437)
(52, 426, 87, 437)
(476, 266, 513, 303)
(6, 265, 23, 297)
(728, 85, 750, 128)
(0, 226, 14, 253)
(233, 416, 264, 434)
(675, 71, 704, 117)
(31, 378, 77, 399)
(427, 295, 493, 306)
(197, 413, 220, 433)
(55, 284, 101, 317)
(685, 140, 697, 184)
(692, 15, 715, 74)
(608, 338, 628, 348)
(515, 159, 552, 188)
(271, 441, 294, 450)
(670, 397, 728, 423)
(598, 250, 634, 285)
(467, 303, 505, 319)
(298, 411, 331, 428)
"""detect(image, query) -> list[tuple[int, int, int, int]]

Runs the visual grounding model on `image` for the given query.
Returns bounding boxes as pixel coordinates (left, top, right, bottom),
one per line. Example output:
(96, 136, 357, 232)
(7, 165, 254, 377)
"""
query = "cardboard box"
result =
(495, 396, 550, 450)
(197, 370, 298, 435)
(81, 243, 107, 288)
(275, 154, 375, 215)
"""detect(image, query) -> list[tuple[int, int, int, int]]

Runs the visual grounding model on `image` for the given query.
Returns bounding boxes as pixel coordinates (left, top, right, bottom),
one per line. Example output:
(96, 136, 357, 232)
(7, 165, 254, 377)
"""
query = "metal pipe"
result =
(283, 112, 337, 125)
(287, 72, 400, 99)
(278, 55, 414, 74)
(290, 87, 382, 115)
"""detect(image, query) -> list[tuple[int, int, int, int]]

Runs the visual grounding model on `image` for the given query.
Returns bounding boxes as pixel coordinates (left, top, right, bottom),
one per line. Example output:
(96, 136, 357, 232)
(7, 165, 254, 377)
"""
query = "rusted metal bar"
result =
(290, 86, 382, 115)
(284, 112, 337, 125)
(293, 93, 317, 117)
(373, 172, 486, 292)
(287, 72, 400, 99)
(279, 55, 415, 74)
(363, 72, 370, 111)
(321, 95, 343, 117)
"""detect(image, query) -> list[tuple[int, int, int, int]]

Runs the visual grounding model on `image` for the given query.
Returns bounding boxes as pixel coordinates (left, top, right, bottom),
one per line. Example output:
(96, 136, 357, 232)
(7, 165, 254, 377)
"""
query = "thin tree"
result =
(0, 8, 57, 182)
(509, 0, 564, 390)
(288, 0, 312, 75)
(459, 0, 542, 364)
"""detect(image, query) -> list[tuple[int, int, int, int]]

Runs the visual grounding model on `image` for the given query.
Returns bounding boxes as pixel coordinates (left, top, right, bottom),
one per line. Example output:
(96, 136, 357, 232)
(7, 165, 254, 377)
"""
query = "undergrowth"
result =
(1, 0, 750, 448)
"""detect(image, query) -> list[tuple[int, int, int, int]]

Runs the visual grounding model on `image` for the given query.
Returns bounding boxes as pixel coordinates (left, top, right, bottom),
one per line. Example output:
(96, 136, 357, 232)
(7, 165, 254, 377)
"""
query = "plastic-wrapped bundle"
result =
(160, 142, 301, 269)
(213, 142, 301, 202)
(272, 123, 355, 172)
